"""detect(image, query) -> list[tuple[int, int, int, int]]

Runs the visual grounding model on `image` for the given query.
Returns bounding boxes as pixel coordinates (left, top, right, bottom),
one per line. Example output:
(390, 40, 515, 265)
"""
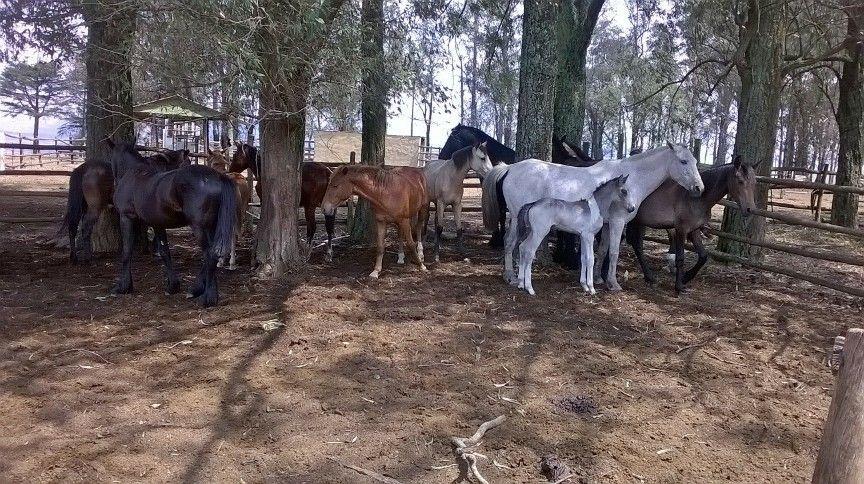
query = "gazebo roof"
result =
(134, 95, 226, 121)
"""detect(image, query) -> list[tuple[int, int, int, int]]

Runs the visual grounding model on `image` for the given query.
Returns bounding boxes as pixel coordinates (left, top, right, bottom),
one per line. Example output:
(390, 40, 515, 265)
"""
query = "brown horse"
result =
(625, 155, 758, 292)
(64, 148, 190, 263)
(321, 165, 428, 278)
(229, 142, 261, 198)
(207, 148, 252, 270)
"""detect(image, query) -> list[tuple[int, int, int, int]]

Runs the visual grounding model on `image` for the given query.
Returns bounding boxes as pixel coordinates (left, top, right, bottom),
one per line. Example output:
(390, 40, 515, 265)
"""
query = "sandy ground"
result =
(0, 175, 863, 483)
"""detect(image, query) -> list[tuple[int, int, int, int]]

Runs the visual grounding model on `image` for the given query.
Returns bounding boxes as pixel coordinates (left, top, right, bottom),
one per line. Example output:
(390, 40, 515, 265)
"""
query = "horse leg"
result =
(518, 233, 541, 295)
(665, 229, 676, 273)
(593, 225, 609, 284)
(673, 229, 687, 294)
(111, 216, 135, 294)
(397, 239, 405, 265)
(503, 214, 520, 285)
(196, 229, 220, 307)
(453, 200, 464, 252)
(682, 231, 708, 285)
(154, 227, 180, 294)
(434, 200, 445, 263)
(627, 224, 656, 284)
(77, 207, 101, 264)
(324, 206, 335, 263)
(370, 220, 386, 278)
(187, 227, 207, 299)
(605, 221, 625, 292)
(227, 227, 238, 270)
(415, 205, 427, 263)
(581, 234, 596, 295)
(399, 219, 426, 271)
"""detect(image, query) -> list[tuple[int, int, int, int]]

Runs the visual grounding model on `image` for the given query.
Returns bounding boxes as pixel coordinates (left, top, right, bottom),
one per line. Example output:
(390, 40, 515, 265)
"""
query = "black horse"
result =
(107, 140, 237, 307)
(64, 148, 191, 264)
(440, 125, 595, 263)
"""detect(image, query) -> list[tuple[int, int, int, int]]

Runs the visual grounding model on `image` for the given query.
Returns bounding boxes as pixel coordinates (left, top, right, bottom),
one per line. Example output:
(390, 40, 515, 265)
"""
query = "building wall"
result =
(312, 131, 424, 166)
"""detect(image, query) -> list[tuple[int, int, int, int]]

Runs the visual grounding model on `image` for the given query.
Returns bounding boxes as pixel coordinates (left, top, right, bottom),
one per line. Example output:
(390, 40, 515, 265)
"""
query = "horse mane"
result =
(458, 125, 514, 157)
(451, 145, 473, 170)
(440, 124, 514, 163)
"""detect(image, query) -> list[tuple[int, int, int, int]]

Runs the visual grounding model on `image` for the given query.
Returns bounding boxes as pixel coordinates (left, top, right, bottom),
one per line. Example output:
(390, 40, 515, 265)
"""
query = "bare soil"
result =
(1, 176, 862, 483)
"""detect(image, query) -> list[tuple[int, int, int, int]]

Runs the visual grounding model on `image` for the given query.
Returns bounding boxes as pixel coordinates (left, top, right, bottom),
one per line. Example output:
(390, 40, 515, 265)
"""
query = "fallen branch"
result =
(450, 415, 506, 484)
(327, 456, 404, 484)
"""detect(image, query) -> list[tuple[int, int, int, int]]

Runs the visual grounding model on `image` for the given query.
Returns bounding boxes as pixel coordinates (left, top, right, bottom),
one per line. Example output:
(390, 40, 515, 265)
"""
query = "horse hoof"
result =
(369, 271, 379, 279)
(419, 264, 427, 272)
(165, 283, 180, 295)
(607, 285, 623, 292)
(228, 265, 238, 271)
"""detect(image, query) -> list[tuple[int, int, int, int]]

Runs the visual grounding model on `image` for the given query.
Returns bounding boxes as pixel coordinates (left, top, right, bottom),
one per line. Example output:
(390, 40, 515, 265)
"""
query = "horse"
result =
(482, 143, 705, 290)
(321, 165, 428, 278)
(403, 142, 493, 263)
(230, 142, 261, 198)
(439, 124, 515, 165)
(108, 141, 237, 307)
(64, 148, 190, 263)
(624, 155, 758, 292)
(515, 175, 635, 296)
(207, 148, 253, 270)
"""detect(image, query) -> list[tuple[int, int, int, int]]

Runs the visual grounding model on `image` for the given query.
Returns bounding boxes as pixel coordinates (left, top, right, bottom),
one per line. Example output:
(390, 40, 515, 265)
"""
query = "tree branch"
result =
(629, 59, 730, 108)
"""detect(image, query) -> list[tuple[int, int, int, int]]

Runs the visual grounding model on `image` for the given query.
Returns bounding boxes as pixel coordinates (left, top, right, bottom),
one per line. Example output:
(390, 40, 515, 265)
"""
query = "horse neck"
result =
(622, 154, 679, 202)
(699, 165, 733, 209)
(349, 171, 387, 210)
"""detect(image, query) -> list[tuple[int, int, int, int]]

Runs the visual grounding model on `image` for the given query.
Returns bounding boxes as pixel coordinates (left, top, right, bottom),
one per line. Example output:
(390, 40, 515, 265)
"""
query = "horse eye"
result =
(680, 159, 687, 164)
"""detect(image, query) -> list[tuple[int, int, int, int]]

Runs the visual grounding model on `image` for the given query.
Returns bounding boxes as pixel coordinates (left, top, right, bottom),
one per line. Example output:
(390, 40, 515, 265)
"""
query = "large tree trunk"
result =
(831, 16, 863, 229)
(516, 0, 560, 161)
(718, 0, 784, 259)
(715, 85, 733, 164)
(350, 0, 387, 244)
(553, 0, 604, 147)
(81, 0, 136, 253)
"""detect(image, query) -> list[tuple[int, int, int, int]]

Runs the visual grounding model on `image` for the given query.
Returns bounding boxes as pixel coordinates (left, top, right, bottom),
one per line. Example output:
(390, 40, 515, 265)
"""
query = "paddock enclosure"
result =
(1, 168, 863, 482)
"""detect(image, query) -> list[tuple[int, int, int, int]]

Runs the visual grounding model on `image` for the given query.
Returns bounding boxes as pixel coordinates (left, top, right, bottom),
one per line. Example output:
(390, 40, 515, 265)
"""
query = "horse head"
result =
(552, 135, 594, 167)
(665, 142, 704, 197)
(470, 141, 494, 177)
(207, 148, 230, 173)
(230, 142, 257, 174)
(320, 166, 353, 216)
(728, 154, 757, 217)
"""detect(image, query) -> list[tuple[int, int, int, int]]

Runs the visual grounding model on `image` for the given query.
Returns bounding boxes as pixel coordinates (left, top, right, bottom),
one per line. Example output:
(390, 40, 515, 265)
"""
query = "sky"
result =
(0, 0, 630, 148)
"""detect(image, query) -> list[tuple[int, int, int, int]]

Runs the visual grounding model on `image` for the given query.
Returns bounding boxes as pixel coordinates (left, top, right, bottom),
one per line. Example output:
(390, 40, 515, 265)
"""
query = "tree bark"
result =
(350, 0, 387, 244)
(831, 16, 863, 229)
(553, 0, 604, 148)
(516, 0, 560, 161)
(718, 0, 784, 259)
(81, 0, 136, 253)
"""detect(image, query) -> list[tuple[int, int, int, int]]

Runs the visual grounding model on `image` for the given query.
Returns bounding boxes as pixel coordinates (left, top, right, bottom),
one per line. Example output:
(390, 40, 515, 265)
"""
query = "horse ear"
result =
(480, 141, 488, 148)
(732, 154, 742, 168)
(207, 148, 213, 156)
(667, 141, 675, 150)
(619, 174, 629, 185)
(562, 141, 579, 158)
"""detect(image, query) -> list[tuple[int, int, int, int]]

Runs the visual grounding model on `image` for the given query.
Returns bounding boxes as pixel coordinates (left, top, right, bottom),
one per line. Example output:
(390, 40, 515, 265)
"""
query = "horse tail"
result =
(61, 164, 87, 242)
(210, 174, 238, 258)
(516, 200, 539, 246)
(481, 164, 508, 230)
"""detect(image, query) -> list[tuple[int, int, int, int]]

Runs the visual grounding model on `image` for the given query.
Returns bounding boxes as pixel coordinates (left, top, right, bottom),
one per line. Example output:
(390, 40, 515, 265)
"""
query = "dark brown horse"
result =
(321, 165, 428, 278)
(207, 148, 253, 269)
(625, 155, 758, 292)
(108, 141, 236, 307)
(230, 142, 261, 198)
(64, 148, 190, 263)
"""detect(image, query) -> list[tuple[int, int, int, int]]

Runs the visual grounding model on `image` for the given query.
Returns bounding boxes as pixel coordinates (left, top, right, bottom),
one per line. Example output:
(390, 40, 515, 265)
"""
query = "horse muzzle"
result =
(689, 186, 703, 197)
(627, 205, 636, 214)
(321, 203, 336, 216)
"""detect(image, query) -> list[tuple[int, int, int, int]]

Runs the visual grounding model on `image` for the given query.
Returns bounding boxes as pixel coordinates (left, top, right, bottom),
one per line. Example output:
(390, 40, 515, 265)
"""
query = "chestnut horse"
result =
(207, 148, 252, 270)
(321, 165, 428, 278)
(64, 148, 190, 263)
(229, 141, 334, 260)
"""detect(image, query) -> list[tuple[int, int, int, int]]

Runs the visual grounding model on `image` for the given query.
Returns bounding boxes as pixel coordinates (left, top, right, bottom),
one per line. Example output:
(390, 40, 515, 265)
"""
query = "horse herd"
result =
(61, 124, 758, 307)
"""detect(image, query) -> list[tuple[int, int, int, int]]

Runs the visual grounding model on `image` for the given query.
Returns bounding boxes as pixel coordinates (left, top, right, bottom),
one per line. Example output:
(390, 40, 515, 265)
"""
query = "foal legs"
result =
(370, 220, 387, 279)
(153, 227, 180, 294)
(517, 232, 542, 295)
(324, 210, 335, 262)
(111, 216, 136, 294)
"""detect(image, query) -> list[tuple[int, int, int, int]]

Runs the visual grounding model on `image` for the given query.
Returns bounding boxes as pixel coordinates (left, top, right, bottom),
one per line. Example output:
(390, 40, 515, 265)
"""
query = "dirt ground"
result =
(1, 175, 863, 483)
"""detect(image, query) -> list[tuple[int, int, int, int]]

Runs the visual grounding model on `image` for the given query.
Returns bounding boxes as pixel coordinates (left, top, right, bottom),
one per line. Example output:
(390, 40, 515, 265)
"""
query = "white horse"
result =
(516, 175, 635, 296)
(397, 142, 493, 264)
(481, 143, 704, 290)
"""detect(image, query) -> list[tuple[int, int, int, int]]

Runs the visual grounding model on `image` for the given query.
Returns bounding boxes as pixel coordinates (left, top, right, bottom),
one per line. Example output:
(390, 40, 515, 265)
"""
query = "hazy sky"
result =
(0, 0, 630, 148)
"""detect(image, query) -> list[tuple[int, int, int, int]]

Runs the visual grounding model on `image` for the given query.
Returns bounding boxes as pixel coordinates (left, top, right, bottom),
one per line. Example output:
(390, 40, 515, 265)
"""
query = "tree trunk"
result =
(553, 0, 604, 147)
(470, 42, 478, 126)
(350, 0, 387, 244)
(715, 85, 733, 164)
(516, 0, 560, 161)
(718, 0, 784, 259)
(831, 16, 863, 228)
(82, 0, 136, 253)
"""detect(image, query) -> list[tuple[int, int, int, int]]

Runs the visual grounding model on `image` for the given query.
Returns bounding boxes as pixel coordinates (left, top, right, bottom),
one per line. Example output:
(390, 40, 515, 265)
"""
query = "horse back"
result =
(80, 160, 114, 207)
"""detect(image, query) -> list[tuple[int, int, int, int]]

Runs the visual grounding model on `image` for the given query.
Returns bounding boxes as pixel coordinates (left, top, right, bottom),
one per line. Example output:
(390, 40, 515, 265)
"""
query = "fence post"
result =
(813, 328, 864, 483)
(813, 163, 829, 222)
(0, 132, 5, 171)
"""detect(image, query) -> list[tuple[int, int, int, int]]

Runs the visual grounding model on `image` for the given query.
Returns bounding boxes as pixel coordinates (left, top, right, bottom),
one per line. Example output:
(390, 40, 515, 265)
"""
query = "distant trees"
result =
(0, 61, 65, 139)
